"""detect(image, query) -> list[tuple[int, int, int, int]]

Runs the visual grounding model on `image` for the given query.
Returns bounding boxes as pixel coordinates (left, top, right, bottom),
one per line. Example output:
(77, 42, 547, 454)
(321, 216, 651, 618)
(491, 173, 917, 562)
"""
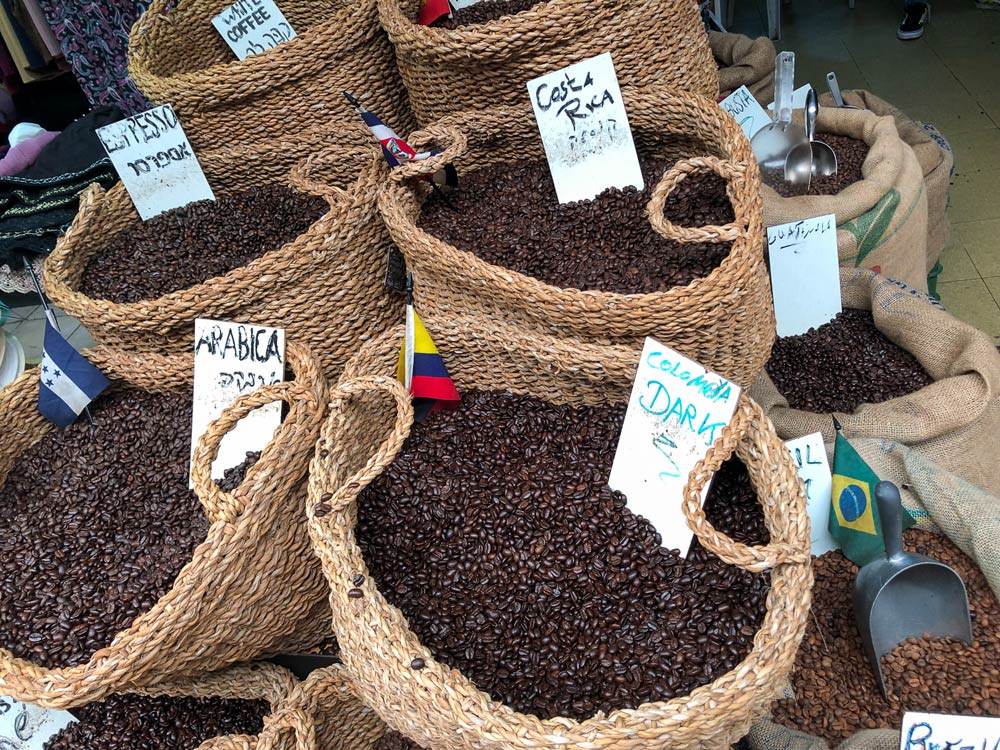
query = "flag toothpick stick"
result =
(23, 257, 95, 428)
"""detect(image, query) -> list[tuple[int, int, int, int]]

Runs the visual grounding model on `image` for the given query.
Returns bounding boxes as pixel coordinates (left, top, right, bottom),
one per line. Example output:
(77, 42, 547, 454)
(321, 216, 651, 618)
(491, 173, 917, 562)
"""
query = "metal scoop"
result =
(853, 481, 973, 698)
(785, 88, 837, 189)
(826, 72, 862, 109)
(751, 51, 808, 192)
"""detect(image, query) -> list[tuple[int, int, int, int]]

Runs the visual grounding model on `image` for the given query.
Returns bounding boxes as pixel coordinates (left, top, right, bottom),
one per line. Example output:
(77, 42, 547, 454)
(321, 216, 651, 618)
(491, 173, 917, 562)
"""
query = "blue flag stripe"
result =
(37, 320, 108, 428)
(42, 323, 107, 399)
(38, 388, 81, 427)
(412, 352, 450, 379)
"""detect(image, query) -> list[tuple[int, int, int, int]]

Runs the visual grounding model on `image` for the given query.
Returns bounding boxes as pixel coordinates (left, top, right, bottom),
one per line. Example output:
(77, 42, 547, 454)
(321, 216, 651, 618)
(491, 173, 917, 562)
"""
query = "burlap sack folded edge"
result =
(709, 31, 776, 103)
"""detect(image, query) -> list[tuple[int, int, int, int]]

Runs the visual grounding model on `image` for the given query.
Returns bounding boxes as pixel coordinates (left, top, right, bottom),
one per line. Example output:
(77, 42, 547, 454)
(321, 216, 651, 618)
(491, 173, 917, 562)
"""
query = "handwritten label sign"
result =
(96, 105, 214, 221)
(767, 213, 842, 337)
(767, 84, 815, 112)
(526, 52, 643, 204)
(608, 337, 741, 555)
(900, 712, 1000, 750)
(212, 0, 296, 61)
(190, 319, 284, 482)
(720, 85, 772, 140)
(785, 433, 837, 556)
(0, 695, 76, 750)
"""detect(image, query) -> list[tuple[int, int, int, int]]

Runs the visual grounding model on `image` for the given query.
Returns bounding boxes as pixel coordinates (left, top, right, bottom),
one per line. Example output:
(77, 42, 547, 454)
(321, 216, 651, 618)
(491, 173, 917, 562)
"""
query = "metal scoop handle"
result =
(874, 481, 904, 560)
(775, 52, 795, 126)
(826, 71, 846, 108)
(805, 87, 818, 142)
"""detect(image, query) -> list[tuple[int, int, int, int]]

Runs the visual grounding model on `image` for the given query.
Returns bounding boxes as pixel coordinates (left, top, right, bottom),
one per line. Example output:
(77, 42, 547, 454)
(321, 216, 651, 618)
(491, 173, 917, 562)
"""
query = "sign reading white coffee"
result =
(526, 52, 643, 204)
(212, 0, 296, 61)
(0, 694, 76, 750)
(608, 338, 740, 556)
(96, 105, 214, 221)
(190, 319, 285, 483)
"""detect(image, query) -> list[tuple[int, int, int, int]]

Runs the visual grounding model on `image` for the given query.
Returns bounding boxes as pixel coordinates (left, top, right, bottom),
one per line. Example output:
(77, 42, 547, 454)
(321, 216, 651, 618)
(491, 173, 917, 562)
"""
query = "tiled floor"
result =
(731, 0, 1000, 344)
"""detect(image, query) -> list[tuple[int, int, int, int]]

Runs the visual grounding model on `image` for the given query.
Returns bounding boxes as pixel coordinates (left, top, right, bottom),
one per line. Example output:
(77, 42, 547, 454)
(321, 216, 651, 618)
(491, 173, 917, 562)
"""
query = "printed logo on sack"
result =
(832, 476, 877, 535)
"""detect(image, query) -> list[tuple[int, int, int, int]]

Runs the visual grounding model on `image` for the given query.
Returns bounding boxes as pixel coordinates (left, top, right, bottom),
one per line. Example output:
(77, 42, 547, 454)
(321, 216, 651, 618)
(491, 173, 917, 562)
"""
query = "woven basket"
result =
(378, 0, 718, 126)
(308, 315, 813, 750)
(379, 88, 774, 388)
(0, 343, 330, 708)
(128, 0, 414, 152)
(44, 145, 401, 380)
(196, 664, 388, 750)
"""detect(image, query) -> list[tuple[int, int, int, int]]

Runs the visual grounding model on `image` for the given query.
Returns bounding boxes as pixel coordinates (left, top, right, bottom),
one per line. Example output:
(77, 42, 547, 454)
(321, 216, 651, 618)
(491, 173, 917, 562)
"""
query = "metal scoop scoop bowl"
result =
(785, 88, 837, 189)
(853, 481, 973, 698)
(751, 51, 808, 193)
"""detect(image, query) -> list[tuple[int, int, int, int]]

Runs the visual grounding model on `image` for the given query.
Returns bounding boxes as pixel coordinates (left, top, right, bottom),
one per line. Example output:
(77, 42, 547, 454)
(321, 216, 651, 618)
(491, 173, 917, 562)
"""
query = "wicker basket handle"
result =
(386, 124, 467, 183)
(191, 380, 307, 525)
(311, 375, 413, 519)
(681, 397, 810, 572)
(287, 148, 353, 204)
(646, 156, 749, 244)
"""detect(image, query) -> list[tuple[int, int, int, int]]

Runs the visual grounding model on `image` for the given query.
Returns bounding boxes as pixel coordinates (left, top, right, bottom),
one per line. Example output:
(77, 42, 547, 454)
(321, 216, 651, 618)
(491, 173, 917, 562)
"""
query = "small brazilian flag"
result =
(829, 428, 914, 565)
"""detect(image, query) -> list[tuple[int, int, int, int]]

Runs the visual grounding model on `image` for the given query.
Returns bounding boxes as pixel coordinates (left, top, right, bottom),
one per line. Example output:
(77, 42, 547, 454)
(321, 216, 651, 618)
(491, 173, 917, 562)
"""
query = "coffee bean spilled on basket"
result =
(356, 390, 770, 720)
(765, 133, 868, 197)
(0, 389, 258, 668)
(765, 308, 932, 413)
(80, 185, 327, 303)
(772, 529, 1000, 743)
(417, 156, 734, 294)
(44, 694, 268, 750)
(437, 0, 542, 26)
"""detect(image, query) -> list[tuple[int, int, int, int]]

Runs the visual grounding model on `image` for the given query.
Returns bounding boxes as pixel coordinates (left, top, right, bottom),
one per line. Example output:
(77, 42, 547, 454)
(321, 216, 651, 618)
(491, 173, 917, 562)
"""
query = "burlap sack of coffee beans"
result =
(819, 89, 953, 278)
(762, 107, 929, 292)
(127, 0, 415, 159)
(749, 267, 1000, 503)
(379, 0, 717, 126)
(44, 145, 401, 380)
(380, 89, 775, 389)
(709, 32, 776, 103)
(0, 343, 330, 707)
(194, 664, 389, 750)
(307, 314, 811, 750)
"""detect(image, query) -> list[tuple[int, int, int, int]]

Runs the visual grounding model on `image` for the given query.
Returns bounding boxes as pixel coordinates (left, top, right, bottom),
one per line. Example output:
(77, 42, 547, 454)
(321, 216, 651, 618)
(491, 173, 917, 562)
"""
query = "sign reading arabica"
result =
(190, 319, 285, 483)
(526, 52, 644, 204)
(96, 105, 214, 221)
(608, 338, 741, 556)
(212, 0, 296, 61)
(0, 694, 76, 750)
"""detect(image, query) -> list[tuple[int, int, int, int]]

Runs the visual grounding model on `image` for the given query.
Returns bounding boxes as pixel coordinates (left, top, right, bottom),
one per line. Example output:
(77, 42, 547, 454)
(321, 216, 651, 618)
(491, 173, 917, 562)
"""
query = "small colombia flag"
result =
(397, 277, 460, 422)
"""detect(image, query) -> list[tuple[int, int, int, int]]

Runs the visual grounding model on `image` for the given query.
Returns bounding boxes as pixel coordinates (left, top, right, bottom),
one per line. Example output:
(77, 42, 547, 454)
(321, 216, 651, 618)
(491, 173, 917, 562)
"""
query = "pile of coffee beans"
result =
(772, 529, 1000, 742)
(80, 185, 327, 303)
(808, 133, 868, 196)
(418, 156, 734, 294)
(435, 0, 541, 25)
(356, 390, 771, 720)
(373, 730, 420, 750)
(0, 389, 256, 668)
(44, 693, 268, 750)
(765, 308, 933, 413)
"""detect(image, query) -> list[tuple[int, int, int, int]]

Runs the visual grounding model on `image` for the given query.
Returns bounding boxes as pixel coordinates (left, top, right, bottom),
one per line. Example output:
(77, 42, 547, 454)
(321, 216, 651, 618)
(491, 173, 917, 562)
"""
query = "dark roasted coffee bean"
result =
(773, 530, 1000, 742)
(417, 156, 734, 295)
(765, 308, 932, 413)
(766, 133, 869, 197)
(356, 390, 771, 721)
(80, 185, 326, 303)
(435, 0, 542, 26)
(44, 693, 267, 750)
(0, 389, 258, 668)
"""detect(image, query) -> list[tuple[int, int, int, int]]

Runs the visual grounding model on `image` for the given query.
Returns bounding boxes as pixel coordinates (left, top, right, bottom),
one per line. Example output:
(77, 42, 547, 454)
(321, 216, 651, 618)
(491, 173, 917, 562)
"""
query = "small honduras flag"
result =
(38, 319, 108, 428)
(828, 418, 914, 565)
(397, 276, 460, 423)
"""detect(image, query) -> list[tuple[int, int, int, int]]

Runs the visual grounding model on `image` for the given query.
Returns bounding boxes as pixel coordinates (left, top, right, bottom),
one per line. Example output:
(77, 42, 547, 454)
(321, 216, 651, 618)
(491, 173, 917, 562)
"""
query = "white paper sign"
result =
(0, 694, 76, 750)
(785, 433, 837, 556)
(191, 319, 285, 483)
(212, 0, 296, 61)
(767, 84, 815, 112)
(96, 105, 214, 221)
(526, 52, 644, 204)
(767, 213, 842, 337)
(900, 712, 1000, 750)
(608, 337, 741, 555)
(720, 85, 772, 140)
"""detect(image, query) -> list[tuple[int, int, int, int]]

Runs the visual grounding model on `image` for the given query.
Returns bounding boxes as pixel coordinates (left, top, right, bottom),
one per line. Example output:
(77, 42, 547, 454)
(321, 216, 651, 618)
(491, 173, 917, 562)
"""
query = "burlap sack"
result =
(194, 664, 388, 750)
(818, 89, 953, 275)
(749, 267, 1000, 499)
(747, 455, 1000, 750)
(762, 108, 929, 292)
(709, 32, 775, 103)
(0, 344, 330, 707)
(44, 144, 400, 380)
(307, 315, 812, 750)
